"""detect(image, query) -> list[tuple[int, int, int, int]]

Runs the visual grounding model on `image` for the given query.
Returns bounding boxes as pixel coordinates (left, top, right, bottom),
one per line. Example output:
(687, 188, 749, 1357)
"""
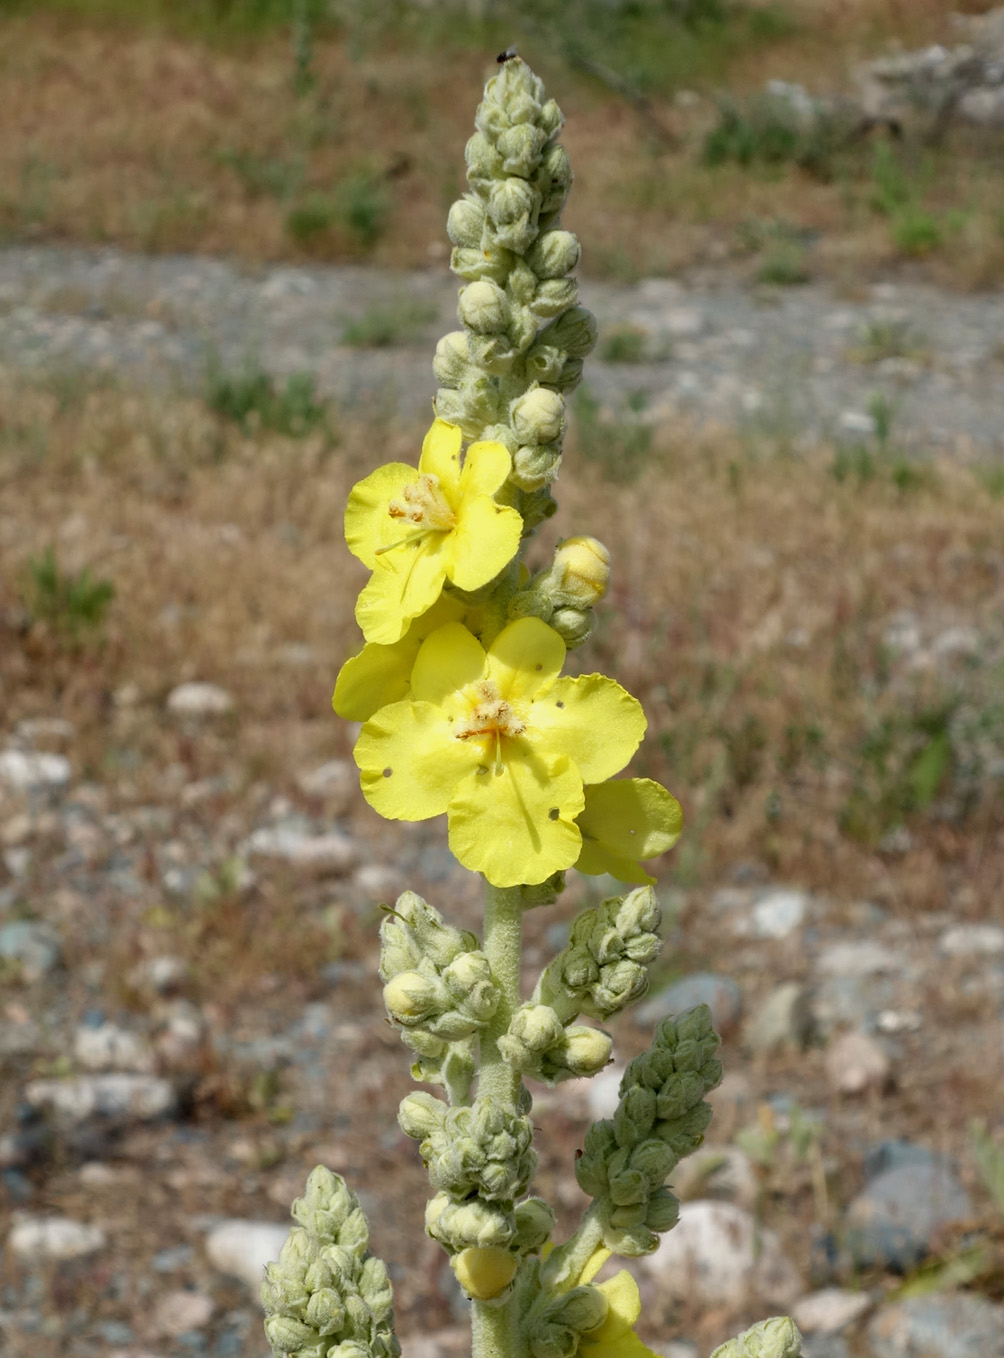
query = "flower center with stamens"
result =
(454, 681, 527, 772)
(387, 474, 456, 533)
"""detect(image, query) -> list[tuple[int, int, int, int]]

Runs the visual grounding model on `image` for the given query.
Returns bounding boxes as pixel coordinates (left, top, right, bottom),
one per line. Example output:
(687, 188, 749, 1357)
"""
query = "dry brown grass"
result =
(2, 5, 1004, 286)
(3, 372, 1002, 929)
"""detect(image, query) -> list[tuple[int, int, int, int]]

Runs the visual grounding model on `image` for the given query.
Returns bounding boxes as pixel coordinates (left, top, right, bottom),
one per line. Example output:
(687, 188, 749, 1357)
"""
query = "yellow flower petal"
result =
(581, 1273, 662, 1358)
(532, 675, 646, 783)
(344, 463, 417, 568)
(580, 1246, 612, 1284)
(576, 779, 682, 884)
(447, 750, 584, 887)
(418, 418, 463, 499)
(410, 622, 487, 707)
(448, 495, 523, 592)
(459, 437, 513, 500)
(355, 700, 477, 820)
(486, 616, 565, 702)
(354, 535, 452, 644)
(332, 596, 466, 721)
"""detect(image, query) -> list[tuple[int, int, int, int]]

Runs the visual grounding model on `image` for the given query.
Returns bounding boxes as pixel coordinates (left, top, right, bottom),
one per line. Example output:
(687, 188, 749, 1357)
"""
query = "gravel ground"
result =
(1, 245, 1003, 455)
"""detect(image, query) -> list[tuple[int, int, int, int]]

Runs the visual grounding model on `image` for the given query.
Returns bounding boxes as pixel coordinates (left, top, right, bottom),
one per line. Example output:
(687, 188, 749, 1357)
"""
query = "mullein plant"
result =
(262, 56, 802, 1358)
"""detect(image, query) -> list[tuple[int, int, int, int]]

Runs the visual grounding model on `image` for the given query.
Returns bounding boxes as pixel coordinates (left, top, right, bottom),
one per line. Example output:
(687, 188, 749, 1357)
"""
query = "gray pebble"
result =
(638, 972, 742, 1032)
(846, 1161, 972, 1270)
(0, 920, 62, 980)
(868, 1293, 1004, 1358)
(744, 981, 815, 1052)
(25, 1073, 178, 1123)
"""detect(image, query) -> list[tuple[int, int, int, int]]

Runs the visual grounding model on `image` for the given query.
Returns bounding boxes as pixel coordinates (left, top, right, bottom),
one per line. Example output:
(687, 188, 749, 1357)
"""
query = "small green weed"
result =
(971, 1120, 1004, 1218)
(572, 386, 654, 484)
(285, 168, 391, 250)
(22, 547, 114, 639)
(891, 206, 943, 256)
(703, 91, 848, 180)
(975, 464, 1004, 499)
(849, 320, 925, 366)
(206, 366, 331, 438)
(217, 148, 303, 201)
(756, 237, 810, 285)
(600, 325, 651, 364)
(342, 297, 438, 348)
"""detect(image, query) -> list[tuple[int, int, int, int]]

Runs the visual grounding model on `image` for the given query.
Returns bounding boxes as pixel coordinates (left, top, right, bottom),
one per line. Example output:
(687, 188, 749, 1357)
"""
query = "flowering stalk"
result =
(263, 54, 801, 1358)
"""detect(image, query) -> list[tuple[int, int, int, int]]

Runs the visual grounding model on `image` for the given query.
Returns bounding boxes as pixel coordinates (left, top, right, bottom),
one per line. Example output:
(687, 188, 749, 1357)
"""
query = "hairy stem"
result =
(473, 880, 525, 1358)
(478, 880, 524, 1108)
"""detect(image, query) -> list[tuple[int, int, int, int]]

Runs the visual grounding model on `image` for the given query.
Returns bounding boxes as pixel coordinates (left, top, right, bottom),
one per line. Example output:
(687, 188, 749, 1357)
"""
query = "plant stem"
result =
(478, 880, 523, 1108)
(473, 880, 525, 1358)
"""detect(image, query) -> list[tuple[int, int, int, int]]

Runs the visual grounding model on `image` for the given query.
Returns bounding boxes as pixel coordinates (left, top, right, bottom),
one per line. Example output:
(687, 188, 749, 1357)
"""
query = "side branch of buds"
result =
(262, 1167, 399, 1358)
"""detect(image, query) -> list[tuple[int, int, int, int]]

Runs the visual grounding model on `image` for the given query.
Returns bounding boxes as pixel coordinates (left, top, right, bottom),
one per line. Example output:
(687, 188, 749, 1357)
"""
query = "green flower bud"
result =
(447, 196, 485, 248)
(547, 1024, 612, 1080)
(465, 131, 503, 183)
(432, 331, 470, 387)
(539, 98, 564, 139)
(710, 1316, 803, 1358)
(453, 1245, 518, 1300)
(506, 1003, 565, 1055)
(497, 122, 548, 177)
(488, 177, 539, 229)
(527, 230, 581, 280)
(451, 246, 512, 285)
(531, 278, 579, 319)
(264, 1315, 322, 1354)
(535, 144, 572, 214)
(645, 1186, 680, 1233)
(521, 871, 565, 908)
(398, 1091, 445, 1142)
(459, 279, 509, 334)
(426, 1193, 515, 1250)
(444, 950, 498, 1021)
(468, 333, 521, 376)
(383, 971, 438, 1023)
(513, 1197, 556, 1252)
(548, 606, 592, 647)
(304, 1287, 346, 1336)
(511, 443, 562, 491)
(511, 386, 565, 445)
(551, 356, 585, 391)
(544, 306, 598, 358)
(524, 342, 566, 384)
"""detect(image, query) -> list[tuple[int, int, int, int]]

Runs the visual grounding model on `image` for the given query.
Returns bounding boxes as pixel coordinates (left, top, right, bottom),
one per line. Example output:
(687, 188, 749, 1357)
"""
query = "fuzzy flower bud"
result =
(465, 131, 502, 184)
(426, 1192, 516, 1251)
(531, 278, 579, 319)
(453, 1245, 518, 1301)
(513, 1197, 556, 1252)
(397, 1090, 445, 1142)
(539, 887, 661, 1022)
(383, 971, 438, 1023)
(536, 144, 572, 214)
(527, 1286, 609, 1358)
(548, 606, 593, 647)
(458, 279, 509, 335)
(497, 122, 549, 177)
(527, 230, 581, 280)
(710, 1317, 803, 1358)
(544, 306, 598, 358)
(432, 331, 470, 387)
(488, 177, 539, 229)
(511, 386, 565, 446)
(511, 443, 562, 492)
(547, 1025, 613, 1080)
(446, 196, 485, 248)
(551, 536, 611, 605)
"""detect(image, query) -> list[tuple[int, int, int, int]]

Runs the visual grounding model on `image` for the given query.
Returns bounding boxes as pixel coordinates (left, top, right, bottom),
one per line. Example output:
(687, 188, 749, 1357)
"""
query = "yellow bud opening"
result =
(554, 536, 611, 604)
(383, 971, 436, 1020)
(453, 1245, 518, 1300)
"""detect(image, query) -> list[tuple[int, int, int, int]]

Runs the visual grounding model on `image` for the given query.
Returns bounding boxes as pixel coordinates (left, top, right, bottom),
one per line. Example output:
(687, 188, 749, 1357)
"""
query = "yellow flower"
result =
(345, 418, 523, 645)
(333, 594, 465, 722)
(578, 1248, 660, 1358)
(575, 779, 682, 885)
(353, 618, 646, 887)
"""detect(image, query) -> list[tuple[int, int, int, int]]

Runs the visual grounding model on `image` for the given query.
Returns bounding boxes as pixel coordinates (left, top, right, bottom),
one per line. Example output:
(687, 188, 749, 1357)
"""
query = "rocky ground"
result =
(1, 246, 1004, 1358)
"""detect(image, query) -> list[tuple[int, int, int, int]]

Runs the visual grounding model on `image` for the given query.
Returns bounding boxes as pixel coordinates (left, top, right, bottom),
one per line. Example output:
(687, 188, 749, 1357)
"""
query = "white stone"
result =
(744, 982, 814, 1053)
(840, 410, 876, 436)
(586, 1064, 624, 1122)
(817, 941, 899, 977)
(958, 87, 1004, 127)
(74, 1023, 155, 1073)
(8, 1215, 107, 1262)
(639, 1200, 800, 1308)
(166, 682, 234, 716)
(824, 1031, 891, 1095)
(751, 888, 809, 939)
(15, 717, 74, 745)
(25, 1074, 177, 1122)
(939, 924, 1004, 956)
(152, 1288, 216, 1336)
(0, 750, 71, 791)
(672, 1145, 759, 1211)
(354, 862, 405, 899)
(296, 759, 355, 801)
(244, 825, 356, 873)
(793, 1288, 873, 1334)
(661, 306, 706, 338)
(205, 1219, 290, 1290)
